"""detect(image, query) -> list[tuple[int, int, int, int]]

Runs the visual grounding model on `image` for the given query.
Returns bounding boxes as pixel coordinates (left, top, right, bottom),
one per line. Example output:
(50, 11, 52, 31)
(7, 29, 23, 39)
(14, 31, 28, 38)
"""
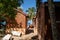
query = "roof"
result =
(14, 8, 28, 17)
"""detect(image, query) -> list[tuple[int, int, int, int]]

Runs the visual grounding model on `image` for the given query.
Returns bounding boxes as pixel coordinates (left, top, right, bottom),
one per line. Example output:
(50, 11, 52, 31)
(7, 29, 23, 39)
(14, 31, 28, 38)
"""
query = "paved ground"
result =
(12, 33, 38, 40)
(0, 33, 38, 40)
(0, 28, 38, 40)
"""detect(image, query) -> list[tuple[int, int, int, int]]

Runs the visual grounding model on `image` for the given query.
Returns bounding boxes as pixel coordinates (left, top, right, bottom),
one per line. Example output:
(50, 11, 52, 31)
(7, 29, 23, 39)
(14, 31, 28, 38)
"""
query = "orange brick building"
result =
(6, 9, 28, 35)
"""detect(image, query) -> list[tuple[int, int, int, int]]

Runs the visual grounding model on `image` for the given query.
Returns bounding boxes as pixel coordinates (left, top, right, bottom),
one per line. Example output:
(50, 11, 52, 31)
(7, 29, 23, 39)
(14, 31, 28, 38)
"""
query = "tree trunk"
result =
(36, 0, 45, 40)
(48, 0, 58, 40)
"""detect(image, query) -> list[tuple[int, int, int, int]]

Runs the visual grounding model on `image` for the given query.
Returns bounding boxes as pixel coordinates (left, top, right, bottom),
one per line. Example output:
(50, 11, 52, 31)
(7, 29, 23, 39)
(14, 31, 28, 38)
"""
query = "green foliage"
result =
(26, 7, 36, 20)
(0, 0, 23, 19)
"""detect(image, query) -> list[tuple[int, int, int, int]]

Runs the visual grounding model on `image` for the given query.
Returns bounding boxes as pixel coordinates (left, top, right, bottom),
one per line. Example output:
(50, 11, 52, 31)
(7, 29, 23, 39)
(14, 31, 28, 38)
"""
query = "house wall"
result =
(15, 12, 27, 28)
(45, 6, 52, 40)
(5, 11, 27, 35)
(15, 12, 27, 35)
(44, 2, 60, 40)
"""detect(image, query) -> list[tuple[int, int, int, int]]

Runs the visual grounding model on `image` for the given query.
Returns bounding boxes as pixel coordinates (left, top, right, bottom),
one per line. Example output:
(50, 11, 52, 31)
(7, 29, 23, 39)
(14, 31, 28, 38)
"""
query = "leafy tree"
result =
(0, 0, 23, 34)
(26, 7, 36, 20)
(0, 0, 23, 19)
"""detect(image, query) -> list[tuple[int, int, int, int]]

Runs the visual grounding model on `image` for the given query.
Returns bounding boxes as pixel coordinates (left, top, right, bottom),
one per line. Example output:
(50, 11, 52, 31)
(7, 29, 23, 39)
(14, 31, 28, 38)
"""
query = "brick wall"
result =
(6, 10, 27, 35)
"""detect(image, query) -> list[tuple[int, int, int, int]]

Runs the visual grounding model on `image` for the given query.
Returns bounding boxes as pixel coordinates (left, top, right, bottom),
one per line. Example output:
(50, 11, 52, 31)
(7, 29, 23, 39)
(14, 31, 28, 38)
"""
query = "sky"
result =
(21, 0, 60, 13)
(21, 0, 60, 26)
(21, 0, 36, 12)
